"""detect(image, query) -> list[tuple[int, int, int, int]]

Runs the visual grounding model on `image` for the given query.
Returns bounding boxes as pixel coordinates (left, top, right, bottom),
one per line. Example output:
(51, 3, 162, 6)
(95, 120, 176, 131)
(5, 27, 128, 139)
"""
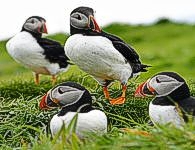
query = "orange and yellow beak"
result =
(38, 22, 48, 34)
(39, 93, 50, 110)
(89, 15, 101, 32)
(134, 81, 147, 97)
(39, 90, 60, 110)
(134, 80, 156, 98)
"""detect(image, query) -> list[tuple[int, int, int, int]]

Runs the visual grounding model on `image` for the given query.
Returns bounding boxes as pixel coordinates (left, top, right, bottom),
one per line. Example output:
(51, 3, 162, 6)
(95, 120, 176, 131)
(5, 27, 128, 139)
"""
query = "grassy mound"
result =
(0, 75, 151, 148)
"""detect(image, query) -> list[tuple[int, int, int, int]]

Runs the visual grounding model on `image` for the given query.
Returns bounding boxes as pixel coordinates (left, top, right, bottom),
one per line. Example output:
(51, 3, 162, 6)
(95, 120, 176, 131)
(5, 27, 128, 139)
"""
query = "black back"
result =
(178, 97, 195, 117)
(37, 38, 69, 68)
(100, 31, 140, 64)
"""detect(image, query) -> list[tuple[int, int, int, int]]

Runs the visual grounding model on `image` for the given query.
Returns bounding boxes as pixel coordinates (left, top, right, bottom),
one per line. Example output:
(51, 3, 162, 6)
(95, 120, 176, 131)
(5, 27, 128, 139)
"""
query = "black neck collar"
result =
(152, 96, 175, 106)
(70, 25, 101, 36)
(57, 103, 94, 116)
(21, 28, 42, 39)
(152, 94, 191, 106)
(152, 96, 193, 122)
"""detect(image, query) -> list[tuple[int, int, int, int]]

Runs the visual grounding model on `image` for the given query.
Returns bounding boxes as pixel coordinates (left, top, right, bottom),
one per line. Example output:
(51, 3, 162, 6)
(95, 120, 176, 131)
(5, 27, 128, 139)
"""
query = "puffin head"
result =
(40, 82, 93, 111)
(22, 16, 48, 34)
(70, 6, 101, 34)
(134, 72, 190, 100)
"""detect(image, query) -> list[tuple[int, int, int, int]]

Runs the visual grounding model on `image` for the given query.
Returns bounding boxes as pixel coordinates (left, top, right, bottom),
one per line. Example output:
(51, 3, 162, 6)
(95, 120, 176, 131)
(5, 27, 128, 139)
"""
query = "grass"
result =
(0, 76, 151, 149)
(0, 20, 195, 149)
(1, 22, 195, 81)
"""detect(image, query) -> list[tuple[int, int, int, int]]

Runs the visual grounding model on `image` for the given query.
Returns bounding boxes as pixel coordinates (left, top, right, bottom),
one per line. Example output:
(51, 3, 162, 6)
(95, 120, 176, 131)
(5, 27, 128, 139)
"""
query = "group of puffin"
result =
(6, 6, 195, 138)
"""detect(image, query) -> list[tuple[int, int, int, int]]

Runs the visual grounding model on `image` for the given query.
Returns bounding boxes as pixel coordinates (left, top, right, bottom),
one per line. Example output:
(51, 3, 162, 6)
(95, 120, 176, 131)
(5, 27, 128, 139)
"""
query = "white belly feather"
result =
(6, 32, 63, 75)
(50, 110, 107, 139)
(65, 34, 132, 82)
(149, 103, 185, 127)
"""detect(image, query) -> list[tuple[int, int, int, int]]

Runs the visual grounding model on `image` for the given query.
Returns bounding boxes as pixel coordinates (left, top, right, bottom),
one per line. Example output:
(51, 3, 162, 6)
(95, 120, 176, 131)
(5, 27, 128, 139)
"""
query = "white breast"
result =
(50, 110, 107, 139)
(64, 34, 132, 83)
(6, 32, 63, 75)
(149, 102, 185, 127)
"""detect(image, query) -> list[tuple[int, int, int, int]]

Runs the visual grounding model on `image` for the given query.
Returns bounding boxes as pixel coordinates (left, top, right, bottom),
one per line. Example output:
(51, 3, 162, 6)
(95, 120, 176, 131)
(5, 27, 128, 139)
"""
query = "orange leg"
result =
(103, 86, 110, 99)
(109, 85, 127, 105)
(34, 73, 39, 85)
(52, 75, 56, 85)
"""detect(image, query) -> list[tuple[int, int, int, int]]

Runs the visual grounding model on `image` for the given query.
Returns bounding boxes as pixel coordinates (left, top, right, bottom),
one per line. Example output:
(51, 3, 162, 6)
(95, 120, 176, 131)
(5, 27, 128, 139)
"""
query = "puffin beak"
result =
(42, 22, 48, 34)
(38, 22, 48, 34)
(134, 79, 156, 97)
(40, 90, 60, 110)
(134, 81, 147, 98)
(89, 15, 101, 32)
(39, 93, 50, 110)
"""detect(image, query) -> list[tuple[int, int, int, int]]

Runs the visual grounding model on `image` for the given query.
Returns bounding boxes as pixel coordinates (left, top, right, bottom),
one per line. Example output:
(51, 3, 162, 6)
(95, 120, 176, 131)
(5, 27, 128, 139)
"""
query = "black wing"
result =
(37, 38, 70, 68)
(101, 32, 149, 73)
(84, 30, 150, 73)
(179, 97, 195, 119)
(84, 30, 140, 63)
(112, 41, 140, 64)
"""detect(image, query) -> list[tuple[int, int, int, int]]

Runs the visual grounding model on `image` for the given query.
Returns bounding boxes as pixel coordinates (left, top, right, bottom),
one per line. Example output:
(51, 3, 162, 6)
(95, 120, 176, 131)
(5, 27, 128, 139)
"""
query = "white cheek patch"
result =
(51, 86, 85, 105)
(155, 82, 184, 97)
(24, 18, 40, 32)
(58, 90, 84, 105)
(70, 13, 88, 29)
(148, 75, 184, 97)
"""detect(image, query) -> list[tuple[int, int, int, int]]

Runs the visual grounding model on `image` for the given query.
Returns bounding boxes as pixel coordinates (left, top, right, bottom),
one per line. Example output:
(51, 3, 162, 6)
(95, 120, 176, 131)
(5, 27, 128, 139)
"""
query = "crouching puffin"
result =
(135, 72, 195, 127)
(64, 6, 150, 105)
(6, 16, 70, 85)
(39, 82, 107, 139)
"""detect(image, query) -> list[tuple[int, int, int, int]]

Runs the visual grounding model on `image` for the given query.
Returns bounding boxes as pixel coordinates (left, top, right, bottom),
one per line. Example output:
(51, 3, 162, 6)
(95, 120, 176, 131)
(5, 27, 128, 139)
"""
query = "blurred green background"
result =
(0, 19, 195, 82)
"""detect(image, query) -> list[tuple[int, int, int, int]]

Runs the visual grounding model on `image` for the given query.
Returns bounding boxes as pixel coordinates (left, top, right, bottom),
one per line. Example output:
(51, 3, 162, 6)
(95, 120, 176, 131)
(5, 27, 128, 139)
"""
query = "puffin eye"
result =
(31, 19, 35, 24)
(58, 88, 64, 94)
(156, 77, 161, 83)
(74, 14, 82, 20)
(78, 15, 81, 20)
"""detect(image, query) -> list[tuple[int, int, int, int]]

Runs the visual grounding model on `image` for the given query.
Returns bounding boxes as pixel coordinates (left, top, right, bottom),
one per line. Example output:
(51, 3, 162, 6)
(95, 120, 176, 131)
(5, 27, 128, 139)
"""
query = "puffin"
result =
(64, 6, 150, 105)
(39, 82, 107, 139)
(6, 16, 70, 85)
(134, 72, 195, 127)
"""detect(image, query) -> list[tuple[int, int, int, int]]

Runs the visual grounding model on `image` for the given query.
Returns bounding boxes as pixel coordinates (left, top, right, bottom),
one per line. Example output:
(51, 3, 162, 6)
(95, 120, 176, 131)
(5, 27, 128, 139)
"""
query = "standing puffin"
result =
(39, 82, 107, 139)
(134, 72, 195, 127)
(64, 6, 150, 105)
(6, 16, 70, 84)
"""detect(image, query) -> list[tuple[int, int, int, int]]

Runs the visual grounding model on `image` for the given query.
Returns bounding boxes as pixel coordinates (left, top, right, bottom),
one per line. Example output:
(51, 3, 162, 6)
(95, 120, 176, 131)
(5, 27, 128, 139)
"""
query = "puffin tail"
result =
(133, 64, 151, 73)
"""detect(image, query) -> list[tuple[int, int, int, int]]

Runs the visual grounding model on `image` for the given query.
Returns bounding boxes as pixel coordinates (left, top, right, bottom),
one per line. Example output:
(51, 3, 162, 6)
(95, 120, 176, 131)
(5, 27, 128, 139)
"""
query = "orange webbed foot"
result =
(109, 97, 126, 105)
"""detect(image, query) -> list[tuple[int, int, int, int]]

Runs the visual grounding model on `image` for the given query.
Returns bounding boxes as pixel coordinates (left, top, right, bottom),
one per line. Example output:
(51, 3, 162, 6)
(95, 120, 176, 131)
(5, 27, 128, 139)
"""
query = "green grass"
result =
(1, 22, 195, 81)
(1, 77, 194, 149)
(0, 21, 195, 149)
(30, 124, 195, 150)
